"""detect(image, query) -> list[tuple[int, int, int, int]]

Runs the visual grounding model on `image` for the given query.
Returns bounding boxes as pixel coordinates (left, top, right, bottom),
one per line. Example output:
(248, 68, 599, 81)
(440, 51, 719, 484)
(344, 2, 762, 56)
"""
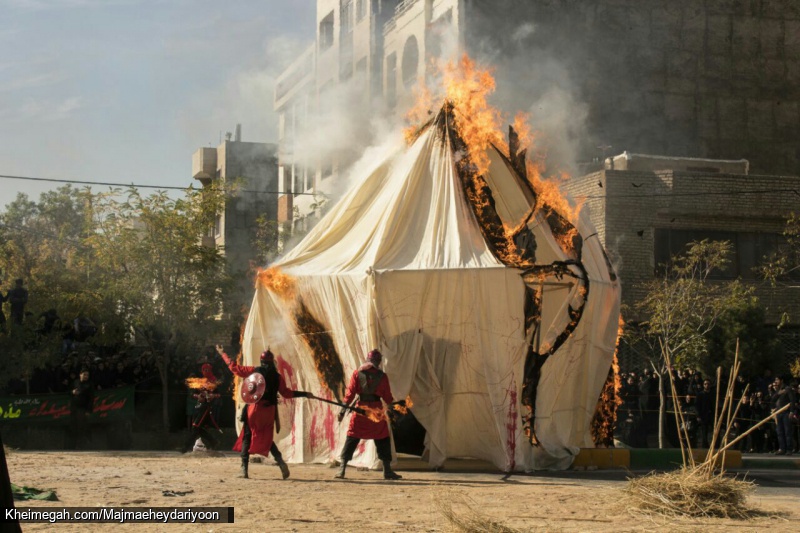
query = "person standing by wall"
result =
(69, 369, 95, 449)
(7, 279, 28, 326)
(771, 375, 797, 455)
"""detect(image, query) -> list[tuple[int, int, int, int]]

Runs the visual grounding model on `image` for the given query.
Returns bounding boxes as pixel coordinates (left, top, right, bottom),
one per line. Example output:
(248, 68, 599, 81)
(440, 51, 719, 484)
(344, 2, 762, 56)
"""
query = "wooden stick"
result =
(707, 404, 791, 463)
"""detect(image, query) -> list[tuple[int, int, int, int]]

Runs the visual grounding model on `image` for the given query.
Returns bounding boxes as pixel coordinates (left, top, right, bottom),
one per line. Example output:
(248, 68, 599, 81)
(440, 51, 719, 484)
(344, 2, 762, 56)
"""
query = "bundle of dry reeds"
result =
(624, 341, 787, 519)
(625, 468, 756, 518)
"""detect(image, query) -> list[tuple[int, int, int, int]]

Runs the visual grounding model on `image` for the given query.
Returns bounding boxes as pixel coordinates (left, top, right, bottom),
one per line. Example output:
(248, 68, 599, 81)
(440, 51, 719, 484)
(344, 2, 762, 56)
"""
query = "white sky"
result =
(0, 0, 316, 206)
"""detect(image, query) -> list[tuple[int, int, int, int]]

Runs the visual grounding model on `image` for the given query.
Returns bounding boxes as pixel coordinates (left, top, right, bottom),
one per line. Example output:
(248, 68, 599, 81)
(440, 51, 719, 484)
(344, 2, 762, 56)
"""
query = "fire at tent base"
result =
(240, 101, 621, 472)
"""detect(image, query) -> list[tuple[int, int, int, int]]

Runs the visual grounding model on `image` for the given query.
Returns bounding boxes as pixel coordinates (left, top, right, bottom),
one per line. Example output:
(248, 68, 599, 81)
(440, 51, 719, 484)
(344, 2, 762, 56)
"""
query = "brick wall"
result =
(563, 168, 800, 323)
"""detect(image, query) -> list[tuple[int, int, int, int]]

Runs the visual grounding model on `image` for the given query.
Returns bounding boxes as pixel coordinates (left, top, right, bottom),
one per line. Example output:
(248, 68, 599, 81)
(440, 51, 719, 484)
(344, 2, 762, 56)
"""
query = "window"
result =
(293, 167, 303, 197)
(356, 57, 368, 93)
(341, 1, 354, 35)
(428, 9, 453, 61)
(214, 214, 222, 237)
(402, 36, 419, 87)
(321, 161, 333, 180)
(386, 52, 397, 109)
(356, 0, 367, 21)
(340, 61, 353, 80)
(319, 11, 334, 50)
(654, 228, 789, 280)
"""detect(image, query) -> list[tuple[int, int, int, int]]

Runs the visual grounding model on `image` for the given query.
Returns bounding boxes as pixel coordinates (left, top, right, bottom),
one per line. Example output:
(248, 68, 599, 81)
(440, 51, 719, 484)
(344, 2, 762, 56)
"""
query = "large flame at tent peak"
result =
(256, 267, 297, 301)
(406, 54, 582, 232)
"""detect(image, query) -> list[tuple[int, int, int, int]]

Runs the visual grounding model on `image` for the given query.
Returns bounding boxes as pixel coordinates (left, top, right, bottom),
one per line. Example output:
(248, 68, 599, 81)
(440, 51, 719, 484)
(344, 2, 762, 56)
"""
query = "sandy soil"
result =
(6, 451, 800, 532)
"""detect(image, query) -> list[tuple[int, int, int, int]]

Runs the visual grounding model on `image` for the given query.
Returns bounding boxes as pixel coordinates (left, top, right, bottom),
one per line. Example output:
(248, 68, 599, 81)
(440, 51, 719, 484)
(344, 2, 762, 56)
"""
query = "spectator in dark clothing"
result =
(733, 394, 752, 451)
(640, 371, 659, 436)
(94, 361, 114, 389)
(771, 375, 797, 455)
(68, 369, 94, 449)
(37, 309, 60, 335)
(113, 361, 131, 386)
(0, 290, 6, 332)
(7, 279, 28, 325)
(694, 379, 715, 448)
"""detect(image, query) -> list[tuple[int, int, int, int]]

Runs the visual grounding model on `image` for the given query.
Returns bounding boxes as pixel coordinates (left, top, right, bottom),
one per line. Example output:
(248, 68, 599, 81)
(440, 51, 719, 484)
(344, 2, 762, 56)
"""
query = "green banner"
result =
(0, 386, 134, 425)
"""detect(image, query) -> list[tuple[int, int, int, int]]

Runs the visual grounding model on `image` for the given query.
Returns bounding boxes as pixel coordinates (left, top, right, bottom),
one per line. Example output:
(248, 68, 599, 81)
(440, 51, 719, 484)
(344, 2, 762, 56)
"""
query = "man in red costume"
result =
(182, 363, 222, 453)
(335, 349, 402, 480)
(216, 344, 312, 479)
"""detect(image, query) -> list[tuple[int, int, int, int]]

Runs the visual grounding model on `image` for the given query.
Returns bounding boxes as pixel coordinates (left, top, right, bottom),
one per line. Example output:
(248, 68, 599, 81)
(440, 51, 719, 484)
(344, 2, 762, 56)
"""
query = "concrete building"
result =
(275, 0, 800, 225)
(274, 1, 403, 227)
(562, 155, 800, 370)
(192, 127, 279, 312)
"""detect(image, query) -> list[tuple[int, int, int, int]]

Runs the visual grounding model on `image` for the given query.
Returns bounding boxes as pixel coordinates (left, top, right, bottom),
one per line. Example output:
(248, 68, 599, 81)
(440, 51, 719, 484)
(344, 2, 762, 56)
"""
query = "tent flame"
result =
(256, 267, 297, 301)
(591, 317, 625, 446)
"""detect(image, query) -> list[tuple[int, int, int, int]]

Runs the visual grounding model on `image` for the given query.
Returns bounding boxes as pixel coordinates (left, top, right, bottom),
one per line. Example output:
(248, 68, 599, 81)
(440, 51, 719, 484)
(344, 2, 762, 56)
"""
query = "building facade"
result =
(275, 0, 800, 224)
(192, 129, 279, 312)
(562, 155, 800, 370)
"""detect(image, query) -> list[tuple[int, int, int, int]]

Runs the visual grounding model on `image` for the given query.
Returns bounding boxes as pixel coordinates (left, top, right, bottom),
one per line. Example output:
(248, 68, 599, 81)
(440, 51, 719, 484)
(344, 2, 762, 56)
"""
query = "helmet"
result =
(367, 349, 382, 365)
(200, 363, 217, 383)
(260, 350, 275, 364)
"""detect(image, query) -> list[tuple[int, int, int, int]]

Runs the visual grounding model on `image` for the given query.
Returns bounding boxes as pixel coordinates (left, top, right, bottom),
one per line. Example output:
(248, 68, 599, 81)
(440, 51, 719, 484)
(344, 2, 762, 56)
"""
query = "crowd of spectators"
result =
(1, 351, 161, 395)
(1, 345, 234, 397)
(618, 367, 800, 454)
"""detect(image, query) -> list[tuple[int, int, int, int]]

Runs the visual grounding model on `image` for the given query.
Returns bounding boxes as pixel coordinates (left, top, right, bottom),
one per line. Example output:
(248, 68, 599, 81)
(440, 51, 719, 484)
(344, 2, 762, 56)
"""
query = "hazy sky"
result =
(0, 0, 316, 206)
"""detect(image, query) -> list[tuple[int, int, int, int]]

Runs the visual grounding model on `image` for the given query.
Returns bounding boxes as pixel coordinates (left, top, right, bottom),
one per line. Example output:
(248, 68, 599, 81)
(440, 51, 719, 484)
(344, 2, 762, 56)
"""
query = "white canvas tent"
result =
(240, 109, 621, 471)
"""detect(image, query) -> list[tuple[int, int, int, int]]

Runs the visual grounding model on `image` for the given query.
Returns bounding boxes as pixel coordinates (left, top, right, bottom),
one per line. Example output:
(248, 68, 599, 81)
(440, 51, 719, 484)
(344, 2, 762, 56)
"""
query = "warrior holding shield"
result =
(216, 345, 313, 479)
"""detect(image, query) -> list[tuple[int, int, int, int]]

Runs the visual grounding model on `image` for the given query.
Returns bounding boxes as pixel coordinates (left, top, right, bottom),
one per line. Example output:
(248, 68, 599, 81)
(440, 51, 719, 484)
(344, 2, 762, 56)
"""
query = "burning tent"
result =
(241, 61, 621, 471)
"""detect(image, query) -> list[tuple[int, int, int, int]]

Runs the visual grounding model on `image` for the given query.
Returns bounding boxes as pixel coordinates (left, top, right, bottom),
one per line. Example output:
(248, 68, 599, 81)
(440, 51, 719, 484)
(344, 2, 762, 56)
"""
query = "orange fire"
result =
(404, 54, 583, 256)
(392, 396, 414, 415)
(443, 55, 504, 176)
(360, 404, 388, 424)
(590, 315, 625, 446)
(185, 377, 218, 391)
(256, 266, 297, 301)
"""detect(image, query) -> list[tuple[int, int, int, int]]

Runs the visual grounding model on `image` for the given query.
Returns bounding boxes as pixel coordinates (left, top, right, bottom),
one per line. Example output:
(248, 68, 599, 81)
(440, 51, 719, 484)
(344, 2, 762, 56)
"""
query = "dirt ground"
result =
(6, 451, 800, 532)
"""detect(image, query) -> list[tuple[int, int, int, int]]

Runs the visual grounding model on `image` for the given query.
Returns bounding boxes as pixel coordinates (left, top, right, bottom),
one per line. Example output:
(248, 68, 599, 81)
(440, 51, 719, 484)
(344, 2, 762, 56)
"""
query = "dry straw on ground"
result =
(433, 489, 556, 533)
(624, 468, 757, 519)
(434, 489, 523, 533)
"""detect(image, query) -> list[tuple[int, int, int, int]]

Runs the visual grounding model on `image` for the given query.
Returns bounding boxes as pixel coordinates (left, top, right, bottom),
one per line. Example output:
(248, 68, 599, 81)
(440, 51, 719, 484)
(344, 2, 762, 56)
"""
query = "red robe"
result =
(222, 353, 296, 456)
(343, 363, 394, 440)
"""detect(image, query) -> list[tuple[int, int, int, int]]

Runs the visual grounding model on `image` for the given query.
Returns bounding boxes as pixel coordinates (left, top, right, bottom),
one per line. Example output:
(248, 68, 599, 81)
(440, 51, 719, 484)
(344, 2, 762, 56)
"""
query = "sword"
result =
(308, 395, 366, 415)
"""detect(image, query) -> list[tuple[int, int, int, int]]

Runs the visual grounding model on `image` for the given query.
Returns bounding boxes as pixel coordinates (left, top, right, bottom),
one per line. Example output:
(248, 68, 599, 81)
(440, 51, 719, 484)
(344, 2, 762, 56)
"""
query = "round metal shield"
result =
(240, 373, 266, 404)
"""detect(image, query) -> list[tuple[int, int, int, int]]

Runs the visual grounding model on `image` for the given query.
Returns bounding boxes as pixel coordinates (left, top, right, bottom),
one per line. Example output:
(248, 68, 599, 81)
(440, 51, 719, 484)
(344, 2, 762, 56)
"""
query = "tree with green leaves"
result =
(1, 184, 235, 431)
(87, 187, 233, 430)
(760, 212, 800, 376)
(705, 296, 784, 379)
(0, 186, 114, 391)
(628, 239, 754, 448)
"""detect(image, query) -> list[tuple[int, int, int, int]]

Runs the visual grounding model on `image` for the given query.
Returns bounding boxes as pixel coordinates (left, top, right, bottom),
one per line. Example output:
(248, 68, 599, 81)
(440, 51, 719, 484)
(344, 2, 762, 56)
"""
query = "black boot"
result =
(238, 457, 249, 479)
(276, 457, 290, 479)
(334, 461, 347, 479)
(382, 461, 402, 480)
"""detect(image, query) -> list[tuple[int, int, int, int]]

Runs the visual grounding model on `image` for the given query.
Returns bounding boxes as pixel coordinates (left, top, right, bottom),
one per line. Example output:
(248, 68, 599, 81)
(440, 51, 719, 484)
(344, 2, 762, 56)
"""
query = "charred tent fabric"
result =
(241, 105, 621, 471)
